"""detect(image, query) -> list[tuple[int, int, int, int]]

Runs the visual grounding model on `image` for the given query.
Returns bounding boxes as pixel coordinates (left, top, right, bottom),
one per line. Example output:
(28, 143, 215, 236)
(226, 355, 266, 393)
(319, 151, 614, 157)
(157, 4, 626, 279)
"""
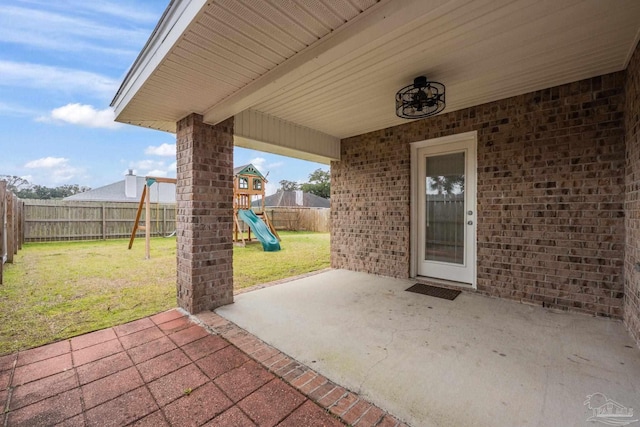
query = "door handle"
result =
(467, 220, 473, 225)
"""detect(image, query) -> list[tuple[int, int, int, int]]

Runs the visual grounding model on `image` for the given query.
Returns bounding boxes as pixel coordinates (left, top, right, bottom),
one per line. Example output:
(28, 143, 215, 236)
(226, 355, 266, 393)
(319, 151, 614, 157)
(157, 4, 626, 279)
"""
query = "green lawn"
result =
(0, 232, 329, 355)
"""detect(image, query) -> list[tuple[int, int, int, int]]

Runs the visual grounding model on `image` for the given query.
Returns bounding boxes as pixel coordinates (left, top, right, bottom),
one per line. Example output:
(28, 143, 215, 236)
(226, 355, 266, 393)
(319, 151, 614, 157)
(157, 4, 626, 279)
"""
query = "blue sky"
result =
(0, 0, 328, 195)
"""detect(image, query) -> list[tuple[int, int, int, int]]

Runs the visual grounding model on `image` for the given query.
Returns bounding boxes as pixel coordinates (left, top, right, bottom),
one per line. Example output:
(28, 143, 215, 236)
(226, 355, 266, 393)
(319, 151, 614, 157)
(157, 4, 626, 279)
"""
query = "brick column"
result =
(176, 113, 234, 313)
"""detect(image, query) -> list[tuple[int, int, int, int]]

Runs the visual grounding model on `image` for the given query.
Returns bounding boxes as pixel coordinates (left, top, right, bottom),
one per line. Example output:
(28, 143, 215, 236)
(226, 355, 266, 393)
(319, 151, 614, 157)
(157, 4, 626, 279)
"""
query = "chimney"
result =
(295, 189, 303, 206)
(125, 169, 136, 198)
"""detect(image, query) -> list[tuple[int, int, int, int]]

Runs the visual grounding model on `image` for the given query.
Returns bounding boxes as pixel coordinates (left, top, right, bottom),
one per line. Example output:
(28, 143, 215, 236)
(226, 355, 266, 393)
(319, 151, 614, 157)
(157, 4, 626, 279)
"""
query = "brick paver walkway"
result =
(0, 309, 406, 427)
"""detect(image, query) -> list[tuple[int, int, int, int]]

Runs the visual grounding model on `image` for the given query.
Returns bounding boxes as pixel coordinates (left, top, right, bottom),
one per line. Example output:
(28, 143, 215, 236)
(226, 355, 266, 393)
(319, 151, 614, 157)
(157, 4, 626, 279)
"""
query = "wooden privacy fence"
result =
(262, 208, 330, 232)
(22, 202, 329, 242)
(1, 182, 25, 284)
(23, 200, 176, 242)
(426, 194, 465, 246)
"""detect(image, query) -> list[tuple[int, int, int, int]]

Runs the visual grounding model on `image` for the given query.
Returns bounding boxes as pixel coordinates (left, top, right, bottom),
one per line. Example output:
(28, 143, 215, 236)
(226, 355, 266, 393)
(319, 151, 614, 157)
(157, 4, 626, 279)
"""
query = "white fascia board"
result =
(234, 110, 340, 164)
(624, 27, 640, 67)
(111, 0, 208, 117)
(204, 0, 449, 125)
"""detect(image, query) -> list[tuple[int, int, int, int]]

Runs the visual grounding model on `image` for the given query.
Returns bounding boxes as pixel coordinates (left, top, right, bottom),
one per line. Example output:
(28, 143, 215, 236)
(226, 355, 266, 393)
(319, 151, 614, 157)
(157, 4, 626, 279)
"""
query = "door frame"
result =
(410, 131, 478, 288)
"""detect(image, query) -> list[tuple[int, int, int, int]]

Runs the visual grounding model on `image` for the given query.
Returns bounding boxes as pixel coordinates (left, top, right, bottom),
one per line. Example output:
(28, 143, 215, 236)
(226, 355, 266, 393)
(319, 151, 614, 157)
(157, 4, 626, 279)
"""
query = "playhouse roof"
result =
(233, 164, 267, 182)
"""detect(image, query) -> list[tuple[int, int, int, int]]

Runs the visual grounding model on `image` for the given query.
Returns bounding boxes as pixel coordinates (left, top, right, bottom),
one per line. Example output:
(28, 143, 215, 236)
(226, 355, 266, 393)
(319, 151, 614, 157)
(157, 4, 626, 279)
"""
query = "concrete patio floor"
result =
(215, 269, 640, 427)
(1, 309, 376, 427)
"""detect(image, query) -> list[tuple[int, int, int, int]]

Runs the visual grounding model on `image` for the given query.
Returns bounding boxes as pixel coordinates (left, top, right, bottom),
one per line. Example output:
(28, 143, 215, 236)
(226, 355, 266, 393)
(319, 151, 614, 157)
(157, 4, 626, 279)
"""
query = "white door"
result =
(414, 134, 476, 286)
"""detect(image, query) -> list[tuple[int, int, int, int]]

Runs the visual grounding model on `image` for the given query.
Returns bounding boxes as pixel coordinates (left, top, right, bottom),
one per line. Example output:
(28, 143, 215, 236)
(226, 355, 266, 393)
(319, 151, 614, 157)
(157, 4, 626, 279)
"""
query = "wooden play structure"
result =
(129, 164, 280, 258)
(233, 164, 280, 246)
(129, 176, 177, 259)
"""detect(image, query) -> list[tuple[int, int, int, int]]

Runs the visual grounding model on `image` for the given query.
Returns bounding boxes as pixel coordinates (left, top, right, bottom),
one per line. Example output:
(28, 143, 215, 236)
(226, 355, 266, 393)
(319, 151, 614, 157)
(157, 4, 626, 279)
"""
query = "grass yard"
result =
(0, 232, 329, 355)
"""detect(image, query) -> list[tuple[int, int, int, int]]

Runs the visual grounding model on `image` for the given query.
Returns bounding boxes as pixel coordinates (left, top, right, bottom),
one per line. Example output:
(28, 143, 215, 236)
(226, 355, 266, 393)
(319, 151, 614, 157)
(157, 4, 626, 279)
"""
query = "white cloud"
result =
(128, 159, 176, 178)
(250, 157, 266, 172)
(265, 182, 278, 196)
(0, 102, 41, 118)
(23, 157, 84, 184)
(0, 61, 119, 98)
(249, 158, 283, 174)
(57, 1, 160, 24)
(130, 160, 164, 171)
(146, 169, 168, 177)
(41, 103, 120, 129)
(15, 1, 161, 24)
(0, 5, 149, 55)
(145, 143, 176, 157)
(50, 168, 81, 183)
(25, 157, 68, 169)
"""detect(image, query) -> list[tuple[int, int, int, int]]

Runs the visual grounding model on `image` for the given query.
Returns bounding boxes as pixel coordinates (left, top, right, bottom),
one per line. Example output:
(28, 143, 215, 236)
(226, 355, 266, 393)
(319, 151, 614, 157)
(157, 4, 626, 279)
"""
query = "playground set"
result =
(232, 164, 280, 251)
(129, 163, 280, 259)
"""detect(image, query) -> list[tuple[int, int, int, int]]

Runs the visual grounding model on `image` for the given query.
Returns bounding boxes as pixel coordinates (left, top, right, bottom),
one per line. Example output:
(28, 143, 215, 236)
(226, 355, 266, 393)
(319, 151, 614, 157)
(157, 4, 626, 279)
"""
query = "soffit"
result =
(113, 0, 640, 140)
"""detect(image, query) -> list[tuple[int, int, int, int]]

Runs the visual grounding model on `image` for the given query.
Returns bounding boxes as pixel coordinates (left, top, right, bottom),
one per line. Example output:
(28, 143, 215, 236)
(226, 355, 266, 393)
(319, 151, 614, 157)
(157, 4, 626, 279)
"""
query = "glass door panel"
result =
(424, 152, 465, 265)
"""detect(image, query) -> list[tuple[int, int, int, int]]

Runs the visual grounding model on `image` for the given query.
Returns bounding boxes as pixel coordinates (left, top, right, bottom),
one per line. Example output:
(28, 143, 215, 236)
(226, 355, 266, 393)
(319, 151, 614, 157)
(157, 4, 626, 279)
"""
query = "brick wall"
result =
(176, 114, 234, 314)
(624, 42, 640, 343)
(332, 73, 626, 318)
(331, 133, 411, 278)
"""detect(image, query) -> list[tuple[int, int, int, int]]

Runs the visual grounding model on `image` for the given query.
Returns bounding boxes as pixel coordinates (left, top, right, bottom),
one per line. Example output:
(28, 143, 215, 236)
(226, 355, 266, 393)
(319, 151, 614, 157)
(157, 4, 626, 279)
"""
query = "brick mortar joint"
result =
(2, 357, 18, 427)
(329, 393, 360, 417)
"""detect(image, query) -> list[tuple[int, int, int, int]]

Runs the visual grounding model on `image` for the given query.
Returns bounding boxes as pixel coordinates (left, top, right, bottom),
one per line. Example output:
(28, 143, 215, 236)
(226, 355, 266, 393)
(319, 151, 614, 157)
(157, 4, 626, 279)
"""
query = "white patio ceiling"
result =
(112, 0, 640, 162)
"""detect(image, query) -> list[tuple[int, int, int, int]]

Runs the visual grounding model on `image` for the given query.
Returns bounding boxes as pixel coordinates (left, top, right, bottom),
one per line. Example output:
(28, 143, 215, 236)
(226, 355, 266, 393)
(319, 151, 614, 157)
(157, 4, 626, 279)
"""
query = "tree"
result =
(1, 179, 92, 199)
(427, 175, 464, 195)
(279, 180, 299, 191)
(53, 184, 92, 198)
(301, 168, 330, 199)
(0, 175, 31, 193)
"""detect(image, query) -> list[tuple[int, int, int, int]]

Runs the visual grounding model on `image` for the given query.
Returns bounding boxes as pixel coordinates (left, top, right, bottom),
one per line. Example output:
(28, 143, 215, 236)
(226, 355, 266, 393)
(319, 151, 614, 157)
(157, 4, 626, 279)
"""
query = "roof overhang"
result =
(112, 0, 640, 162)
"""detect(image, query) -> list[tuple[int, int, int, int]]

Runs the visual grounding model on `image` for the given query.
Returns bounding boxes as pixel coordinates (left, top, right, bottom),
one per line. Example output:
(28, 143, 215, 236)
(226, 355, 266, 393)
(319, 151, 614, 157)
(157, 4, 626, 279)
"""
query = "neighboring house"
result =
(251, 191, 330, 209)
(64, 170, 176, 203)
(110, 1, 640, 347)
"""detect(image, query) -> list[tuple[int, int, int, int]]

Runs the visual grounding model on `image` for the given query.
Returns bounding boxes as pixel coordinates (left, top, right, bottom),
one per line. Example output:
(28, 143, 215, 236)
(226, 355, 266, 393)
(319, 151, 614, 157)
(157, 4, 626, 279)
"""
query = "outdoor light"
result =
(395, 76, 445, 119)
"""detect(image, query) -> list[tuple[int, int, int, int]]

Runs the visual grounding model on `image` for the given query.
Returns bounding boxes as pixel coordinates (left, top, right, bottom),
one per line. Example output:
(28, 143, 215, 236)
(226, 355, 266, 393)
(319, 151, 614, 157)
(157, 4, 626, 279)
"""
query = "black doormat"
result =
(406, 283, 461, 300)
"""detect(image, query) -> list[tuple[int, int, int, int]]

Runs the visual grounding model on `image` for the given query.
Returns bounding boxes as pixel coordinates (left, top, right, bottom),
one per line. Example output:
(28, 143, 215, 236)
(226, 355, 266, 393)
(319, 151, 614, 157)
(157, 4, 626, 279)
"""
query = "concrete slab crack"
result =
(357, 328, 397, 394)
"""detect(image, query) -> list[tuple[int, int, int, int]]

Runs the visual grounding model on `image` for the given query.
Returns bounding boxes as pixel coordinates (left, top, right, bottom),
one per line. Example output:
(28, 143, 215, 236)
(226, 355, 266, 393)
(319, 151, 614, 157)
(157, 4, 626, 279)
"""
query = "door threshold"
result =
(413, 276, 475, 290)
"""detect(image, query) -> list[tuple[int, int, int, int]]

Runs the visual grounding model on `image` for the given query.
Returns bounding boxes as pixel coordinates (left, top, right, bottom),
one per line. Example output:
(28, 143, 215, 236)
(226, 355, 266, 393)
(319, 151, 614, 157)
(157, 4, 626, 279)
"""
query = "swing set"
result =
(129, 164, 281, 258)
(128, 176, 177, 259)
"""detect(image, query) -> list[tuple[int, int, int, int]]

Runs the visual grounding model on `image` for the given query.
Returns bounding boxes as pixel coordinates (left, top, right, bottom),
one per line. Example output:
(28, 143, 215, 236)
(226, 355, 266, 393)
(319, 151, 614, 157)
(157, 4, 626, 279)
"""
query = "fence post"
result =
(13, 196, 19, 254)
(163, 205, 167, 237)
(6, 193, 14, 263)
(0, 181, 5, 284)
(17, 200, 23, 250)
(102, 205, 106, 240)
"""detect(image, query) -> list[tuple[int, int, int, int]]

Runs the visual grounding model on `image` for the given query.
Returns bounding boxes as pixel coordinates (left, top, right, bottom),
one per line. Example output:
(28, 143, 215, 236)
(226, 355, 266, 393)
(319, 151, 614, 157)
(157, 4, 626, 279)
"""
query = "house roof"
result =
(111, 0, 640, 163)
(64, 176, 176, 203)
(252, 191, 330, 209)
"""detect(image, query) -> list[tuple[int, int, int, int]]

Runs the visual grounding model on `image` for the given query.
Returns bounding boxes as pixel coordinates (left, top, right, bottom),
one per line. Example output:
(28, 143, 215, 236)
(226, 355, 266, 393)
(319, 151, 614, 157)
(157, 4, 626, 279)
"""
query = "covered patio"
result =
(109, 1, 640, 425)
(111, 0, 640, 349)
(213, 269, 640, 427)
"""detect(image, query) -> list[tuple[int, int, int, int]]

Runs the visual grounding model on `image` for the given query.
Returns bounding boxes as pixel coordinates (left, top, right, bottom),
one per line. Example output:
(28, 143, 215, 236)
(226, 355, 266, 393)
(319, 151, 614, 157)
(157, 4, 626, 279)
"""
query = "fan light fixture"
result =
(395, 76, 445, 119)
